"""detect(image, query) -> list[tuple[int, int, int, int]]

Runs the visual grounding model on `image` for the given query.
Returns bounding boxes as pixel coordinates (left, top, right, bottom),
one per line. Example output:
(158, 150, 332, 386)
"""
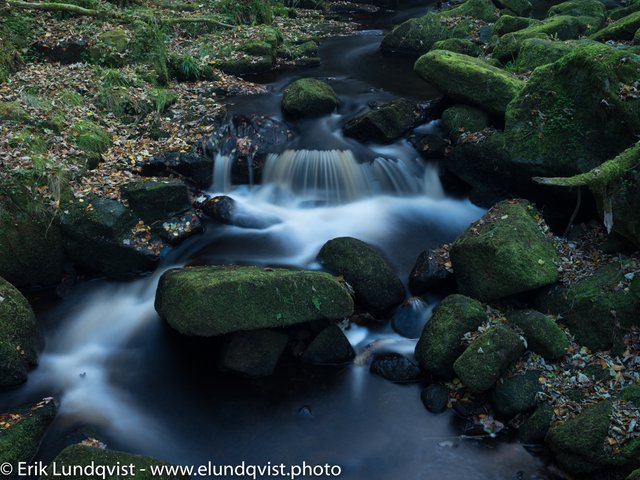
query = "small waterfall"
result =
(212, 153, 233, 193)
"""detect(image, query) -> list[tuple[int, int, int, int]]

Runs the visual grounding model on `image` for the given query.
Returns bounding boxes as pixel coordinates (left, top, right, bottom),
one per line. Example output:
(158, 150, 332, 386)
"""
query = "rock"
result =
(414, 50, 524, 115)
(450, 200, 559, 301)
(493, 0, 532, 17)
(453, 325, 525, 392)
(282, 78, 338, 118)
(155, 266, 353, 336)
(535, 263, 640, 352)
(628, 470, 640, 480)
(40, 444, 188, 480)
(592, 11, 640, 41)
(491, 371, 541, 417)
(492, 15, 540, 37)
(317, 237, 405, 318)
(218, 55, 275, 75)
(513, 38, 577, 73)
(441, 104, 490, 142)
(0, 398, 56, 466)
(140, 151, 213, 189)
(519, 404, 553, 444)
(200, 195, 280, 229)
(431, 38, 482, 57)
(343, 99, 426, 144)
(603, 153, 640, 249)
(548, 0, 606, 31)
(408, 249, 455, 295)
(407, 132, 450, 159)
(219, 329, 289, 377)
(152, 210, 203, 245)
(414, 294, 487, 378)
(302, 324, 355, 365)
(33, 38, 89, 64)
(506, 309, 569, 360)
(391, 297, 431, 338)
(420, 384, 449, 413)
(504, 42, 640, 178)
(369, 352, 423, 383)
(0, 276, 40, 389)
(121, 179, 190, 223)
(89, 29, 130, 67)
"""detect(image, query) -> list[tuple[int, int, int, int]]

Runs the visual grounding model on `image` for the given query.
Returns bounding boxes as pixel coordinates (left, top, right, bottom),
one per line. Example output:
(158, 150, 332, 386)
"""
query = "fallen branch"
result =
(6, 0, 113, 17)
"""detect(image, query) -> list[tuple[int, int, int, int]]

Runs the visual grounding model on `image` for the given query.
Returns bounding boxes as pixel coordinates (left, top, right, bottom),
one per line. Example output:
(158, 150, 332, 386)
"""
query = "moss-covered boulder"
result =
(441, 104, 490, 142)
(89, 29, 130, 67)
(450, 200, 559, 301)
(494, 0, 532, 17)
(317, 237, 404, 318)
(611, 0, 640, 21)
(504, 42, 640, 178)
(628, 469, 640, 480)
(342, 99, 422, 144)
(414, 294, 487, 378)
(535, 263, 640, 352)
(302, 324, 355, 365)
(0, 398, 56, 467)
(492, 15, 540, 37)
(514, 37, 577, 72)
(491, 370, 541, 417)
(431, 38, 482, 56)
(282, 78, 338, 118)
(219, 329, 289, 377)
(217, 55, 275, 76)
(507, 309, 569, 360)
(155, 266, 353, 336)
(547, 0, 606, 30)
(121, 179, 190, 223)
(453, 325, 525, 392)
(40, 444, 188, 480)
(592, 11, 640, 42)
(519, 404, 553, 444)
(414, 50, 524, 115)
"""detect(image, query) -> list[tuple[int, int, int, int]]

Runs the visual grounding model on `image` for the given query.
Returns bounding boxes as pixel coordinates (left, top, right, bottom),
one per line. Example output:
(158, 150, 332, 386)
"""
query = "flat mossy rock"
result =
(217, 55, 274, 75)
(592, 11, 640, 41)
(493, 15, 540, 37)
(493, 0, 532, 17)
(514, 38, 577, 72)
(547, 0, 606, 31)
(40, 444, 188, 480)
(317, 237, 405, 318)
(155, 266, 354, 336)
(450, 200, 559, 301)
(120, 179, 190, 223)
(453, 324, 525, 392)
(414, 294, 487, 378)
(491, 370, 541, 417)
(0, 276, 40, 389)
(282, 78, 338, 118)
(414, 50, 524, 115)
(342, 99, 422, 144)
(441, 104, 490, 141)
(302, 324, 355, 365)
(628, 470, 640, 480)
(535, 263, 640, 352)
(504, 43, 640, 178)
(431, 38, 482, 56)
(507, 309, 569, 360)
(0, 398, 56, 466)
(219, 329, 289, 377)
(519, 404, 553, 444)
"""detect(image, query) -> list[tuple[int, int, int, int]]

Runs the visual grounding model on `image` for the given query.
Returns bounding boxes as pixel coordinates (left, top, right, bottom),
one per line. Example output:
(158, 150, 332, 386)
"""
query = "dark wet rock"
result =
(441, 104, 490, 143)
(218, 55, 275, 76)
(33, 38, 89, 64)
(155, 266, 353, 336)
(491, 371, 541, 417)
(415, 294, 487, 379)
(302, 324, 355, 365)
(219, 329, 289, 377)
(201, 195, 236, 223)
(493, 0, 532, 17)
(369, 352, 423, 383)
(535, 263, 640, 352)
(450, 200, 559, 301)
(408, 249, 455, 295)
(0, 398, 56, 467)
(201, 195, 281, 229)
(492, 15, 540, 37)
(40, 444, 188, 480)
(407, 133, 449, 159)
(391, 297, 431, 339)
(452, 399, 486, 419)
(140, 151, 214, 189)
(0, 276, 40, 389)
(453, 325, 525, 393)
(121, 179, 190, 223)
(317, 237, 405, 318)
(415, 50, 524, 116)
(152, 210, 203, 245)
(343, 98, 428, 144)
(421, 384, 449, 413)
(297, 405, 313, 418)
(519, 404, 553, 445)
(506, 309, 569, 360)
(282, 78, 338, 118)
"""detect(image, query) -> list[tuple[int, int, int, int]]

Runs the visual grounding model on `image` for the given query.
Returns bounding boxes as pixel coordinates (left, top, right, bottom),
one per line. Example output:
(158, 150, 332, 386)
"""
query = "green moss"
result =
(547, 0, 606, 33)
(507, 309, 569, 360)
(282, 78, 338, 118)
(155, 266, 354, 336)
(494, 0, 531, 17)
(592, 11, 640, 42)
(493, 15, 540, 37)
(628, 469, 640, 480)
(120, 179, 189, 222)
(218, 0, 273, 25)
(217, 55, 274, 75)
(491, 370, 541, 417)
(342, 98, 419, 144)
(240, 40, 273, 56)
(441, 104, 490, 141)
(131, 20, 168, 85)
(414, 294, 487, 378)
(89, 29, 130, 67)
(71, 120, 111, 161)
(514, 37, 577, 72)
(442, 0, 498, 22)
(278, 40, 318, 60)
(2, 13, 36, 50)
(0, 101, 30, 123)
(431, 38, 482, 56)
(0, 399, 56, 465)
(519, 404, 553, 444)
(611, 1, 640, 21)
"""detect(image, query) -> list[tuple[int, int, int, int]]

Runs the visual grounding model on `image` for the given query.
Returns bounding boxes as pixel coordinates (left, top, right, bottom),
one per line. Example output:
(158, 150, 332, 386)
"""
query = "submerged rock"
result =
(491, 371, 541, 417)
(421, 384, 449, 413)
(369, 352, 423, 383)
(282, 78, 338, 118)
(219, 329, 289, 377)
(155, 266, 353, 336)
(120, 179, 190, 223)
(506, 309, 569, 360)
(302, 324, 355, 365)
(343, 99, 426, 144)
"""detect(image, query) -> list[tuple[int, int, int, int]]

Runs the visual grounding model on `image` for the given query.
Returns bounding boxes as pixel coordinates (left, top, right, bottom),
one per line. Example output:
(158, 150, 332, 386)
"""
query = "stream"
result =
(1, 2, 560, 479)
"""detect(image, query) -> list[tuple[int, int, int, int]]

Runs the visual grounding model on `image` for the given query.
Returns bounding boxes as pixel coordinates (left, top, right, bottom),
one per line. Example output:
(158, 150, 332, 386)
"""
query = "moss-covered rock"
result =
(494, 0, 532, 17)
(317, 237, 404, 318)
(441, 104, 490, 141)
(414, 294, 487, 378)
(40, 444, 188, 480)
(547, 0, 606, 31)
(519, 404, 553, 444)
(592, 11, 640, 41)
(507, 309, 569, 360)
(281, 78, 338, 118)
(414, 50, 524, 115)
(450, 200, 559, 301)
(0, 398, 56, 467)
(155, 266, 353, 336)
(535, 263, 640, 352)
(453, 325, 525, 392)
(504, 42, 640, 178)
(120, 179, 190, 223)
(89, 29, 130, 67)
(302, 324, 355, 365)
(513, 37, 577, 72)
(611, 0, 640, 21)
(492, 15, 540, 37)
(491, 370, 541, 417)
(217, 55, 275, 76)
(431, 38, 482, 56)
(219, 329, 289, 377)
(342, 99, 422, 143)
(628, 469, 640, 480)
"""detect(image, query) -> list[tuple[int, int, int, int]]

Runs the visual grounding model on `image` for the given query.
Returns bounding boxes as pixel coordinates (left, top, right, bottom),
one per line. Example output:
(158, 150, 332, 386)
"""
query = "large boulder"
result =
(282, 78, 338, 118)
(414, 50, 524, 115)
(513, 38, 577, 73)
(492, 15, 540, 37)
(342, 99, 425, 144)
(317, 237, 404, 318)
(506, 309, 569, 360)
(504, 43, 640, 178)
(218, 329, 289, 377)
(302, 325, 355, 365)
(414, 294, 487, 378)
(453, 325, 525, 392)
(441, 104, 490, 142)
(592, 11, 640, 41)
(0, 276, 40, 389)
(535, 263, 640, 352)
(450, 200, 559, 301)
(120, 179, 190, 223)
(547, 0, 606, 30)
(519, 404, 553, 444)
(493, 0, 532, 17)
(490, 370, 541, 417)
(155, 266, 353, 336)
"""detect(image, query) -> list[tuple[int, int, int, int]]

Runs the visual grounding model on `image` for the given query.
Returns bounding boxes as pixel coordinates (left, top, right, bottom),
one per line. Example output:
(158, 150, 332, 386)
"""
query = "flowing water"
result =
(1, 2, 562, 479)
